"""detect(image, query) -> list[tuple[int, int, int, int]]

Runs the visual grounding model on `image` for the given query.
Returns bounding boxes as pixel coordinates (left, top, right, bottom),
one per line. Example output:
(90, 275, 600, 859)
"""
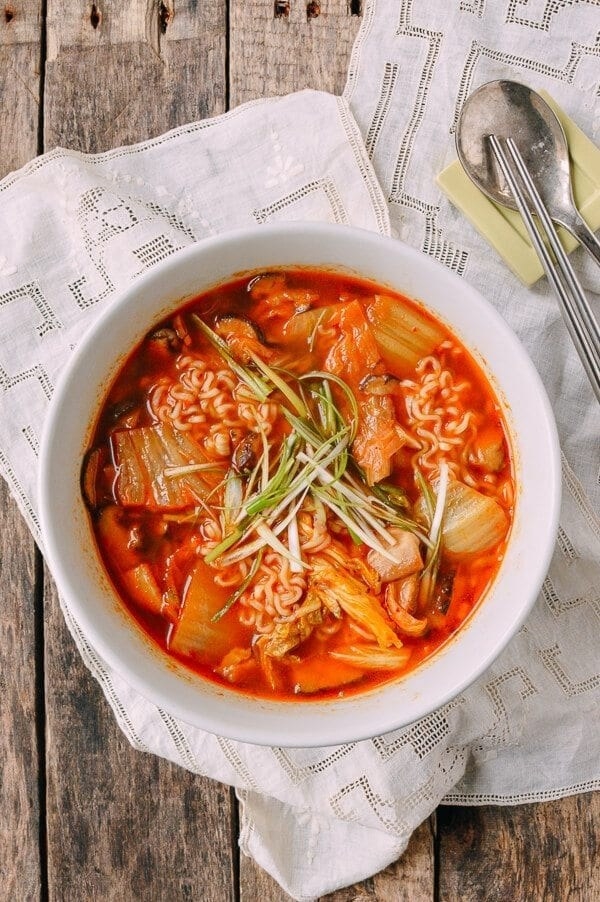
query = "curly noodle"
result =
(149, 354, 279, 461)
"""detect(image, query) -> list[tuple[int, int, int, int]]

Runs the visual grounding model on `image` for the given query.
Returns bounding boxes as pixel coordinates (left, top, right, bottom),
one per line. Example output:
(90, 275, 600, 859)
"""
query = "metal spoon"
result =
(456, 79, 600, 266)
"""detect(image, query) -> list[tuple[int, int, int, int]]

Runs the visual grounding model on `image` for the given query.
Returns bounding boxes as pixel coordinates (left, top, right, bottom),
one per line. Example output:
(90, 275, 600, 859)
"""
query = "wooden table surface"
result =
(1, 3, 598, 900)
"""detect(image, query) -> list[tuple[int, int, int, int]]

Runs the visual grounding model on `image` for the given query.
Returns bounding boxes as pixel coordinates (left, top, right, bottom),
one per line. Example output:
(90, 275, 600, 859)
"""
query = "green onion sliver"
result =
(246, 350, 308, 417)
(192, 316, 272, 401)
(211, 549, 264, 622)
(300, 370, 359, 443)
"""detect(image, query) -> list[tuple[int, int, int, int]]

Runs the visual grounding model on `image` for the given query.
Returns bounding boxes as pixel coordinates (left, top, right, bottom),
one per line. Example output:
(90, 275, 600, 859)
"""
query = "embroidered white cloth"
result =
(1, 3, 600, 900)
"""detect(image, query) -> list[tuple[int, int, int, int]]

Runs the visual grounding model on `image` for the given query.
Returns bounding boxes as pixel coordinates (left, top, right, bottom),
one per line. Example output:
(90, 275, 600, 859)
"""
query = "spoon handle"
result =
(564, 214, 600, 268)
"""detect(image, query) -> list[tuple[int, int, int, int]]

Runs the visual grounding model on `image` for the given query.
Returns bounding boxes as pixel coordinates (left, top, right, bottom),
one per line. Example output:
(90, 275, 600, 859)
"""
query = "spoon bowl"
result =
(456, 79, 600, 264)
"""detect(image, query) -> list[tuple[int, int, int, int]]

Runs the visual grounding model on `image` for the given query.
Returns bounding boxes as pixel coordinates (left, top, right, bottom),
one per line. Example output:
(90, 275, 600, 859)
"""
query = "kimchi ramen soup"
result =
(82, 269, 514, 700)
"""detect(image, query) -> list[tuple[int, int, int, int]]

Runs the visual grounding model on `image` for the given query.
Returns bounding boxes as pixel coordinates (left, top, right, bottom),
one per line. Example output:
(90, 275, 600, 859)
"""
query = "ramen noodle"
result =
(81, 269, 514, 700)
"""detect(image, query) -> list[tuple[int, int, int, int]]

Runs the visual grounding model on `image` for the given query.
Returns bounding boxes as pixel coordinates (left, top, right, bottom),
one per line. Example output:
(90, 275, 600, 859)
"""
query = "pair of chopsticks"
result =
(489, 135, 600, 403)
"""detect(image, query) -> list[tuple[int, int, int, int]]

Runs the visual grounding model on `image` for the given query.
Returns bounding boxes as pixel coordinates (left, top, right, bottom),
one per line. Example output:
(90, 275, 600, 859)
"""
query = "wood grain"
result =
(323, 819, 435, 902)
(437, 795, 600, 901)
(229, 0, 361, 107)
(0, 1, 43, 172)
(0, 5, 44, 900)
(44, 0, 227, 153)
(0, 482, 42, 901)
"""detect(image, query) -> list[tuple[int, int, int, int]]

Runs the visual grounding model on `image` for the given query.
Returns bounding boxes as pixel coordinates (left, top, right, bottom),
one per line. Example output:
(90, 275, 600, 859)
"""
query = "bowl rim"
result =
(38, 222, 562, 746)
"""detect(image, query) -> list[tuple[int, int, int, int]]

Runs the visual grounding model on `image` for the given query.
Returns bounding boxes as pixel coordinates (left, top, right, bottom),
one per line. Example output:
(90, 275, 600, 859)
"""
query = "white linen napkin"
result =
(1, 3, 600, 899)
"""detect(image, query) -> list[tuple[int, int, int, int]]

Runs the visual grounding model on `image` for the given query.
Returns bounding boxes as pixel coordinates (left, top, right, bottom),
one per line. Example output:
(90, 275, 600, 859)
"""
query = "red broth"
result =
(82, 269, 514, 700)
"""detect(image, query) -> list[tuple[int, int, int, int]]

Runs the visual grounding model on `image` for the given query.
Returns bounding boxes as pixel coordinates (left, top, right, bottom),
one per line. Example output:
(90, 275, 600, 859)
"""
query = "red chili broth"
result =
(84, 268, 514, 701)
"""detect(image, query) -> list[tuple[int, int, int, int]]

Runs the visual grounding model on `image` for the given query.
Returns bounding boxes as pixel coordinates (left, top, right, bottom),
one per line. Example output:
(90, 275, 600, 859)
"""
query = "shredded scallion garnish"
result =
(191, 316, 426, 576)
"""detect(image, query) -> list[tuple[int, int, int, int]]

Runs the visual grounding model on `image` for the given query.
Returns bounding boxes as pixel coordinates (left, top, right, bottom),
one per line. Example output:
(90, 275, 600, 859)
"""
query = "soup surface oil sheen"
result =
(82, 269, 514, 700)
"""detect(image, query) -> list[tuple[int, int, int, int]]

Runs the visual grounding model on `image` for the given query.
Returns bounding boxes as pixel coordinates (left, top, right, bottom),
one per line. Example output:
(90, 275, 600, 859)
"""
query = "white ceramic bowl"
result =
(39, 223, 561, 747)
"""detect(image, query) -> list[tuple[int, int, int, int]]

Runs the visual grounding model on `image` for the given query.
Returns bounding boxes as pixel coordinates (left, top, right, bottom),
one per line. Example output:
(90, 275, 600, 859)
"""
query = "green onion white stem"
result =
(287, 513, 303, 573)
(429, 461, 449, 548)
(219, 489, 309, 567)
(418, 461, 449, 607)
(255, 519, 307, 569)
(223, 471, 243, 532)
(296, 450, 396, 545)
(308, 309, 327, 352)
(313, 488, 399, 561)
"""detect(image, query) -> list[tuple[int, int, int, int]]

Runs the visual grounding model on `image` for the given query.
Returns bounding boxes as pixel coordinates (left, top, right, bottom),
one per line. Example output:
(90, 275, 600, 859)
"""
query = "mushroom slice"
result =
(366, 528, 423, 583)
(81, 446, 108, 509)
(359, 372, 402, 396)
(384, 581, 428, 636)
(469, 425, 506, 473)
(232, 432, 262, 475)
(214, 314, 270, 363)
(147, 326, 182, 353)
(248, 272, 287, 300)
(388, 573, 420, 615)
(432, 569, 455, 614)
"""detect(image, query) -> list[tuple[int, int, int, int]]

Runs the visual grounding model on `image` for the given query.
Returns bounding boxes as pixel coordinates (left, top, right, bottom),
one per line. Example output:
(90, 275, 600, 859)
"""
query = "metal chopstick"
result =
(488, 134, 600, 403)
(504, 136, 600, 359)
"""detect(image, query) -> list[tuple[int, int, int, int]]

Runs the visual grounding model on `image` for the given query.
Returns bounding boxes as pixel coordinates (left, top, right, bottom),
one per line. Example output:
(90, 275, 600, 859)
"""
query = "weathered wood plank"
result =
(438, 795, 600, 901)
(42, 3, 234, 899)
(0, 5, 44, 900)
(365, 818, 435, 902)
(229, 0, 362, 107)
(44, 0, 227, 153)
(0, 1, 43, 172)
(322, 819, 435, 902)
(0, 483, 42, 901)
